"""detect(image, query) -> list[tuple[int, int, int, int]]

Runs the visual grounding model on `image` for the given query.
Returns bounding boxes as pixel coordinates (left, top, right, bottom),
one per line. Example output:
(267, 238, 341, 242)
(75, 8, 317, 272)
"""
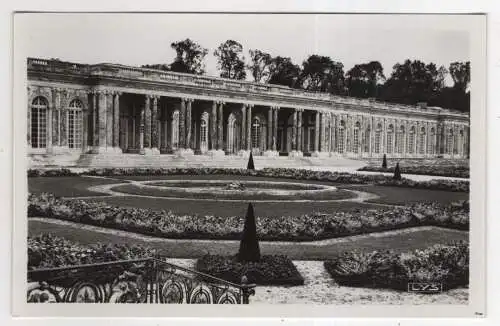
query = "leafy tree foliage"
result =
(449, 61, 470, 92)
(214, 40, 246, 80)
(169, 38, 208, 75)
(346, 61, 386, 98)
(299, 55, 345, 94)
(141, 63, 171, 71)
(379, 60, 447, 105)
(247, 49, 273, 83)
(268, 56, 302, 88)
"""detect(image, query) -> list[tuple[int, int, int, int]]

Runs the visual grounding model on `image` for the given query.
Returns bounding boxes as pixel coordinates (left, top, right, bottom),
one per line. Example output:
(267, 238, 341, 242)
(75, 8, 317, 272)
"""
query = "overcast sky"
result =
(16, 13, 471, 85)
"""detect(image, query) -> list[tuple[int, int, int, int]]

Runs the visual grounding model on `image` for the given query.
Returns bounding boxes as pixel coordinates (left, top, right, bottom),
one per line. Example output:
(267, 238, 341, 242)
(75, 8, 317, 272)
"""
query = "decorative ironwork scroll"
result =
(27, 257, 256, 304)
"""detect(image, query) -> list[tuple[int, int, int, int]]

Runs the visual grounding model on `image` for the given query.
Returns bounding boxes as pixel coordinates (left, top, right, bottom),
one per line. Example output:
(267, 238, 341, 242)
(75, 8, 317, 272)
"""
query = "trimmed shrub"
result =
(196, 254, 304, 286)
(324, 241, 469, 292)
(393, 163, 402, 180)
(238, 203, 261, 262)
(382, 154, 387, 169)
(247, 152, 255, 170)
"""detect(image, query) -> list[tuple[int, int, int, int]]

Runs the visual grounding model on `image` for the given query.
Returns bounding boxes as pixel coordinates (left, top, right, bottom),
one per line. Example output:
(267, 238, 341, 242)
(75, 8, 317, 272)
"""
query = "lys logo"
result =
(407, 282, 443, 293)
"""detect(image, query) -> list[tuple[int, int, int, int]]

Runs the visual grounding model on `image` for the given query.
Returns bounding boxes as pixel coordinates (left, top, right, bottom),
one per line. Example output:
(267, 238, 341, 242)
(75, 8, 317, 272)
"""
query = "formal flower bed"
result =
(324, 241, 469, 292)
(196, 254, 304, 286)
(27, 167, 469, 192)
(28, 192, 469, 242)
(359, 159, 469, 178)
(28, 233, 155, 270)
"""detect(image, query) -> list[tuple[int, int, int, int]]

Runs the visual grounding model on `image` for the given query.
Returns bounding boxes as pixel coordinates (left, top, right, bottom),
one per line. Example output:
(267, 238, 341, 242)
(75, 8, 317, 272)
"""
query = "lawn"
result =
(28, 176, 126, 197)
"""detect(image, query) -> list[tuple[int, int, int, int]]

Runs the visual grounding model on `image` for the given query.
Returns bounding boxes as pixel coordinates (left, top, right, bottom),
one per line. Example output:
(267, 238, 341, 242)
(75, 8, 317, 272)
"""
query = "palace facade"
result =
(27, 58, 470, 161)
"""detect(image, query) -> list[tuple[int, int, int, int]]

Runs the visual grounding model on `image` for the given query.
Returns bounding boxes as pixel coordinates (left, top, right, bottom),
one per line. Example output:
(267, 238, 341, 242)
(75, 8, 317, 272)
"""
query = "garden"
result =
(27, 166, 470, 303)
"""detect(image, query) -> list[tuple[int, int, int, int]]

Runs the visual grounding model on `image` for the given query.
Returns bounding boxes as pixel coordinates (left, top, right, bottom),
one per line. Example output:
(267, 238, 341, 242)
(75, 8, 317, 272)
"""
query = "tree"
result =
(141, 63, 170, 71)
(346, 61, 386, 98)
(214, 40, 246, 80)
(379, 59, 447, 105)
(298, 55, 345, 94)
(247, 49, 272, 83)
(449, 61, 470, 92)
(238, 203, 261, 262)
(268, 56, 302, 88)
(382, 154, 387, 169)
(247, 152, 255, 170)
(169, 39, 208, 75)
(393, 162, 402, 180)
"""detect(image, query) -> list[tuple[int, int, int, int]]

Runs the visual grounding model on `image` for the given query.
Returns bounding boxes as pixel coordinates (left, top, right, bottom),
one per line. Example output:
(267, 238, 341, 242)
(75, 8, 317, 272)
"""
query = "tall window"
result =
(252, 117, 260, 148)
(337, 121, 345, 153)
(31, 96, 48, 148)
(428, 128, 436, 154)
(374, 123, 382, 154)
(363, 126, 371, 153)
(386, 124, 394, 154)
(68, 99, 83, 149)
(419, 127, 426, 154)
(200, 117, 208, 143)
(408, 126, 416, 154)
(446, 128, 454, 154)
(171, 111, 179, 149)
(396, 126, 405, 154)
(353, 122, 360, 153)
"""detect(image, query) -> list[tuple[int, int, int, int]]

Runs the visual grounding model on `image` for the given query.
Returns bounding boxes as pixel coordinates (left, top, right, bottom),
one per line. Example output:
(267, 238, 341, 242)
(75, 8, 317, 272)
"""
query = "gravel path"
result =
(155, 258, 468, 305)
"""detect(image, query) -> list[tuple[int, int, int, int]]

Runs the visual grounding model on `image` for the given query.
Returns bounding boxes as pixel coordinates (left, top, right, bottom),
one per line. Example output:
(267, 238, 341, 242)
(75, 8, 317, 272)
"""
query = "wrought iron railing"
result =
(27, 257, 256, 304)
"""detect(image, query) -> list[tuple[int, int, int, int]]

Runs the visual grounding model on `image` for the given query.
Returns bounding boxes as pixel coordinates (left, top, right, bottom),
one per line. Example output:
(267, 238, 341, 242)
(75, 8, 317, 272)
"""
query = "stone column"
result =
(150, 95, 160, 154)
(292, 110, 298, 151)
(217, 101, 224, 151)
(92, 91, 98, 147)
(104, 92, 113, 149)
(210, 101, 217, 151)
(298, 110, 303, 153)
(46, 103, 53, 153)
(179, 98, 186, 149)
(313, 110, 320, 153)
(328, 113, 333, 153)
(241, 104, 247, 151)
(267, 107, 273, 150)
(143, 95, 152, 151)
(51, 88, 60, 150)
(113, 92, 122, 152)
(319, 112, 326, 153)
(139, 108, 145, 154)
(246, 104, 252, 151)
(98, 90, 107, 151)
(273, 107, 278, 152)
(186, 98, 192, 150)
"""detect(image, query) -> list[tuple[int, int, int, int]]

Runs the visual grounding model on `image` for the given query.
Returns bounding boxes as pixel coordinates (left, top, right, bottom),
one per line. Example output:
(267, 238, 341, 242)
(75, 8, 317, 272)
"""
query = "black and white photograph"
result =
(11, 12, 487, 318)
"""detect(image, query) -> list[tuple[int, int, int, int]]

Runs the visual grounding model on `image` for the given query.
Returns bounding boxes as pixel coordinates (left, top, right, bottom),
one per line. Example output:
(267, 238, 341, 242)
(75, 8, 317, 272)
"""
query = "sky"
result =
(15, 13, 471, 85)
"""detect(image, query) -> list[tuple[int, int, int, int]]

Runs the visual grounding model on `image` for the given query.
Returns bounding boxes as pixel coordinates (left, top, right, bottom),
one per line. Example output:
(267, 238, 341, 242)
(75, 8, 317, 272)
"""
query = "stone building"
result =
(27, 58, 470, 165)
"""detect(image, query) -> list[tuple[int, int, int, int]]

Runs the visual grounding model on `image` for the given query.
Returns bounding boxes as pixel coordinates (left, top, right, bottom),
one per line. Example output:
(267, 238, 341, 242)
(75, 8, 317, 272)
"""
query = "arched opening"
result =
(396, 125, 405, 154)
(337, 120, 345, 153)
(353, 121, 361, 153)
(374, 123, 382, 154)
(227, 112, 241, 154)
(408, 126, 416, 154)
(428, 127, 436, 154)
(199, 112, 209, 153)
(363, 125, 371, 153)
(419, 127, 426, 154)
(446, 128, 454, 155)
(171, 110, 180, 150)
(386, 124, 394, 154)
(31, 96, 48, 148)
(68, 99, 84, 149)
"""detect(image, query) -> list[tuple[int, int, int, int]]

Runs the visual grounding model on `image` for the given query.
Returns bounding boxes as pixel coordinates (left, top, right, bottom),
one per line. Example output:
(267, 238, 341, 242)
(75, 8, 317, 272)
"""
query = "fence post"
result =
(240, 275, 256, 304)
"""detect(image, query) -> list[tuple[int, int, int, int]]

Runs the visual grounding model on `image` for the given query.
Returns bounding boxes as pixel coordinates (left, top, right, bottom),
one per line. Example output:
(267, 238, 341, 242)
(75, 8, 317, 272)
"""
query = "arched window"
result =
(337, 120, 345, 153)
(252, 117, 260, 149)
(446, 128, 454, 154)
(363, 125, 371, 153)
(171, 110, 180, 149)
(200, 112, 209, 152)
(396, 125, 405, 154)
(31, 96, 48, 148)
(419, 127, 426, 154)
(374, 123, 382, 154)
(428, 127, 436, 154)
(68, 99, 83, 149)
(386, 124, 394, 154)
(408, 126, 416, 154)
(353, 122, 361, 153)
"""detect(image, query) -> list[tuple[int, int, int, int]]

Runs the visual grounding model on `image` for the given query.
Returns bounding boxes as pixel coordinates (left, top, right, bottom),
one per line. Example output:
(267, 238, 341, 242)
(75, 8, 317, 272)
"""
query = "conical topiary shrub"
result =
(238, 203, 261, 262)
(382, 154, 387, 169)
(393, 162, 402, 180)
(247, 151, 255, 170)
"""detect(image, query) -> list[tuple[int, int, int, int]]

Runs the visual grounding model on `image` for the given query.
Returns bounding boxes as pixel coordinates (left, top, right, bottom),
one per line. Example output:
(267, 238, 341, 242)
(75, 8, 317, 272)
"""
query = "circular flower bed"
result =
(108, 179, 351, 201)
